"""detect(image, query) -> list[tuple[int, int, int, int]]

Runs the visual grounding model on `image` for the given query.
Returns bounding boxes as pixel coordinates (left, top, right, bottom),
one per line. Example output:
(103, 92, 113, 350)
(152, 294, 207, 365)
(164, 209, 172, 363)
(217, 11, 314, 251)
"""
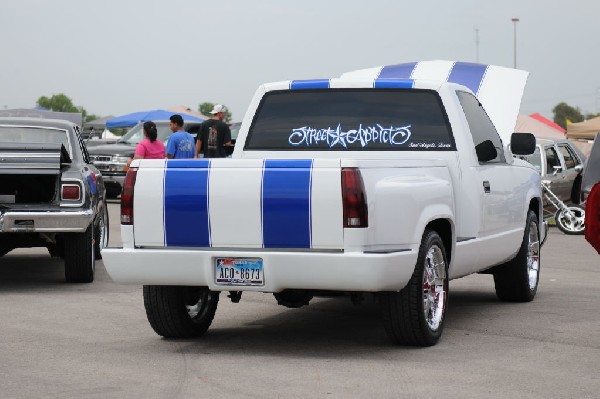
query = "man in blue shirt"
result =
(166, 114, 195, 159)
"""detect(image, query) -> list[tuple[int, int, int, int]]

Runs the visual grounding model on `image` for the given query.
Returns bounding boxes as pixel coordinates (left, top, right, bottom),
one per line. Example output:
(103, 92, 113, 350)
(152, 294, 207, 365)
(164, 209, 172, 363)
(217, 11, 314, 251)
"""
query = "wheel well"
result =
(529, 197, 540, 222)
(425, 219, 452, 264)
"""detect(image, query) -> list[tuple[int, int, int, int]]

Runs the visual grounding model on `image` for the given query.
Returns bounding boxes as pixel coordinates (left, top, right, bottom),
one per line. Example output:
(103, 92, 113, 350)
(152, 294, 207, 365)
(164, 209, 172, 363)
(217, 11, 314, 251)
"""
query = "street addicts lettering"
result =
(288, 124, 412, 148)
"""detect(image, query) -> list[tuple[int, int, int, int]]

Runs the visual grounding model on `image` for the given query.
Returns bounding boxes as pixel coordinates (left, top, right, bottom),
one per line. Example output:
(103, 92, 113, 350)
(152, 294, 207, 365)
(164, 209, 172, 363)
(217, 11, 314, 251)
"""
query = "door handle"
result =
(483, 181, 491, 193)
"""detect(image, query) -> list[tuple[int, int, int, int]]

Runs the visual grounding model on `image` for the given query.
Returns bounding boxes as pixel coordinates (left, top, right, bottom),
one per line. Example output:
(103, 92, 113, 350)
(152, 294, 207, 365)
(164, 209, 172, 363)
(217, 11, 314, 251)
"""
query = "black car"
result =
(87, 121, 202, 198)
(0, 117, 108, 283)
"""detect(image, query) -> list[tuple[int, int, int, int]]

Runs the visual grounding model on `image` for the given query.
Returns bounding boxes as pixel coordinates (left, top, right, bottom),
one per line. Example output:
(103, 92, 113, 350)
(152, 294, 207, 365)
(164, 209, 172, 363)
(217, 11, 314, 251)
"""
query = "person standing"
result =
(195, 104, 232, 158)
(166, 114, 195, 159)
(132, 121, 165, 160)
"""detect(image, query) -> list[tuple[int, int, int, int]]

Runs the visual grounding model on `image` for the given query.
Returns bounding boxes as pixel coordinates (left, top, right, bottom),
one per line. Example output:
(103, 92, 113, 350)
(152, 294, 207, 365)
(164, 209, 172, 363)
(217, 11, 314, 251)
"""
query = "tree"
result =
(552, 102, 584, 130)
(36, 93, 96, 122)
(198, 102, 232, 123)
(37, 93, 80, 113)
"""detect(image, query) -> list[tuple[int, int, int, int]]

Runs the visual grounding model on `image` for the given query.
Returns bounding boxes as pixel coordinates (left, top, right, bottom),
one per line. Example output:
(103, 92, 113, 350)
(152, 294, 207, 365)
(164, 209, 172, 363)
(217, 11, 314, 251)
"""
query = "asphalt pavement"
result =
(0, 201, 598, 399)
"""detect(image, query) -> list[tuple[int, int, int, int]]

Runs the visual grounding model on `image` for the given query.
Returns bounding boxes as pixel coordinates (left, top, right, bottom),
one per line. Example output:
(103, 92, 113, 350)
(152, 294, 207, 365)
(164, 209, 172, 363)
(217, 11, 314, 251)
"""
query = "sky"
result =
(1, 0, 599, 123)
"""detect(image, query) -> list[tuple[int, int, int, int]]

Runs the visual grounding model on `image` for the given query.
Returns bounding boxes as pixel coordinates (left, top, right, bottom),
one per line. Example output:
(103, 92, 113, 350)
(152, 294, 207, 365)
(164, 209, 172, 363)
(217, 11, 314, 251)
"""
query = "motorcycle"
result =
(542, 181, 585, 235)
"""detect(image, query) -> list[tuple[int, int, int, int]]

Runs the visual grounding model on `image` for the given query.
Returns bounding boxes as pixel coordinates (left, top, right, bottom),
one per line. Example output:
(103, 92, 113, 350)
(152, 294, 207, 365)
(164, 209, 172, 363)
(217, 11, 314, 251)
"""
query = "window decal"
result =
(288, 124, 412, 148)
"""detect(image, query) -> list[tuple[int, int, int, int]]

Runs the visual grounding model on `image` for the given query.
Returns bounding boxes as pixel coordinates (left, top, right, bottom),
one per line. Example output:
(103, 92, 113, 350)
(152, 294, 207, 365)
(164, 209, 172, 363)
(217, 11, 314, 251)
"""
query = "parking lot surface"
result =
(0, 202, 598, 398)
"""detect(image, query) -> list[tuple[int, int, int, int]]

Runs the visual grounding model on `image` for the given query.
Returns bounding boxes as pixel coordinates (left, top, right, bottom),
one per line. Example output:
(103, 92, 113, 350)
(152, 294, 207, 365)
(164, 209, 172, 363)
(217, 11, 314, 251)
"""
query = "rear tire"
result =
(493, 210, 540, 302)
(143, 286, 219, 338)
(94, 202, 109, 260)
(380, 230, 449, 346)
(64, 224, 95, 283)
(555, 204, 585, 235)
(0, 246, 12, 257)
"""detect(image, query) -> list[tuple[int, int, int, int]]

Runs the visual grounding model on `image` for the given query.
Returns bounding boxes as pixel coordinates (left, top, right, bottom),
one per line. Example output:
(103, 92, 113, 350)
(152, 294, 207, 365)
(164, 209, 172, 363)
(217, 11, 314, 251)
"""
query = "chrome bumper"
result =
(0, 210, 94, 233)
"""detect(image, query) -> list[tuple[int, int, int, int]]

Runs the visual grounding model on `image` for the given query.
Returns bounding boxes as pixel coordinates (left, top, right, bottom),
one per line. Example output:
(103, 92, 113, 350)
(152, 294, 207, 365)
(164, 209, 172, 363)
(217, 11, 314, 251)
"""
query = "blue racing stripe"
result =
(377, 62, 418, 79)
(262, 159, 312, 248)
(290, 79, 330, 90)
(447, 62, 488, 95)
(164, 159, 211, 247)
(374, 79, 414, 89)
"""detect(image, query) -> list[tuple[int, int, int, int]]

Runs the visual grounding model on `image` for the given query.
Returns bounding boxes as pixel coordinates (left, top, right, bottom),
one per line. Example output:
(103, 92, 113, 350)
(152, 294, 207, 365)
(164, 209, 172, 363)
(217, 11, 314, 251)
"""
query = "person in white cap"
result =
(195, 104, 232, 158)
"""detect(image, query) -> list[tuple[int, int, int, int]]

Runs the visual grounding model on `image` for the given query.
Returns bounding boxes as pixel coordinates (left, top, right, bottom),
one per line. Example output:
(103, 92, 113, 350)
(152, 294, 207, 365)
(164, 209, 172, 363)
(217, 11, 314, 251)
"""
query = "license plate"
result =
(215, 257, 264, 286)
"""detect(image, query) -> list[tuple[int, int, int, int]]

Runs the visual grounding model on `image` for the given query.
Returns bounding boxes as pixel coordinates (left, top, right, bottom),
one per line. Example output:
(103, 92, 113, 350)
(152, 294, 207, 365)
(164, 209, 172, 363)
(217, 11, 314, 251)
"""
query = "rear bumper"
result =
(0, 209, 94, 233)
(102, 247, 418, 293)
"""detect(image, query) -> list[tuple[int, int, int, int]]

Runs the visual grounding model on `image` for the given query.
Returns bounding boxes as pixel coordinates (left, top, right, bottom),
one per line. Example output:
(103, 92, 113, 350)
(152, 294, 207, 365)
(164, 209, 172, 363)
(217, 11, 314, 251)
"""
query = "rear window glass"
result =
(0, 126, 70, 155)
(245, 89, 455, 151)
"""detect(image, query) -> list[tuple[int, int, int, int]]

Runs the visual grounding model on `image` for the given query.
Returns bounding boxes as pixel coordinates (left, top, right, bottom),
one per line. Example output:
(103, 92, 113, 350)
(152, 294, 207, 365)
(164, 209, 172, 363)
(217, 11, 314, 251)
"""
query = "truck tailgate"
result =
(133, 158, 344, 250)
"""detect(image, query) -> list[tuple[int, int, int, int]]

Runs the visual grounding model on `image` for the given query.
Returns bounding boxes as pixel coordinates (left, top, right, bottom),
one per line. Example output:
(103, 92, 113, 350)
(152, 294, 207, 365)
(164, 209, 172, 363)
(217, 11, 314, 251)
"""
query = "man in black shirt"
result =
(195, 104, 232, 158)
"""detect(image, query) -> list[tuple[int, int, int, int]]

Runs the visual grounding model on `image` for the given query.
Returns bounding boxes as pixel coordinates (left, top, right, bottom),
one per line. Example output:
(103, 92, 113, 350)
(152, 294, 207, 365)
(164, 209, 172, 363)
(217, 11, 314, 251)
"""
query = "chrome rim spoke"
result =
(422, 244, 447, 331)
(527, 221, 540, 290)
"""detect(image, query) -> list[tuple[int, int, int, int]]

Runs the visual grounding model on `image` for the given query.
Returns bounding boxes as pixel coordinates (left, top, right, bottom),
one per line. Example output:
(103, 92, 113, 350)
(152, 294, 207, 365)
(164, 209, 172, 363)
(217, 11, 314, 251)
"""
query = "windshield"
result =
(245, 89, 455, 151)
(229, 123, 241, 140)
(119, 122, 173, 144)
(518, 146, 542, 174)
(0, 126, 70, 154)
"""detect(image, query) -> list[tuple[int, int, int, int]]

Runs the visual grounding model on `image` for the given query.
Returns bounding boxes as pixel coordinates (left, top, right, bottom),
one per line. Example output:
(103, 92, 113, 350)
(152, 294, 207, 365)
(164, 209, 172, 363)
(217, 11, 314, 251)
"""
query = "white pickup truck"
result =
(103, 61, 546, 346)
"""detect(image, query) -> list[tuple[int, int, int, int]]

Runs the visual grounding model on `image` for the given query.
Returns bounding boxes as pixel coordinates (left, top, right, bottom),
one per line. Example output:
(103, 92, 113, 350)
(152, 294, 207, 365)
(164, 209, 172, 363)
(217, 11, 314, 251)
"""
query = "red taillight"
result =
(585, 183, 600, 254)
(61, 184, 81, 201)
(120, 167, 138, 225)
(341, 167, 368, 228)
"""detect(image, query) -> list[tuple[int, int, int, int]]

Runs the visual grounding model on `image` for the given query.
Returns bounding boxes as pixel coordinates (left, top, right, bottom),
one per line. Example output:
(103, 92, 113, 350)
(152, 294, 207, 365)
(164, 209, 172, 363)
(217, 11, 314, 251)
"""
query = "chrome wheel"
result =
(98, 206, 109, 250)
(186, 289, 217, 323)
(555, 205, 585, 234)
(527, 220, 540, 291)
(422, 244, 447, 331)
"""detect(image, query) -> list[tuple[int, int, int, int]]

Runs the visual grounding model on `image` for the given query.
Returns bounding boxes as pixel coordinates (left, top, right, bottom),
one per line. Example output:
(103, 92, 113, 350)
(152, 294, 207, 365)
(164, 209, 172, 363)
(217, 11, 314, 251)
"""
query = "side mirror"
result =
(475, 140, 497, 163)
(511, 132, 536, 155)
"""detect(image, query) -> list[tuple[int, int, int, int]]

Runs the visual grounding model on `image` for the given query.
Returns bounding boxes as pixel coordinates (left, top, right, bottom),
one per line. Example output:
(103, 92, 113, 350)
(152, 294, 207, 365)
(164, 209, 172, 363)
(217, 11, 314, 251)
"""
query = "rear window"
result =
(0, 126, 70, 155)
(245, 89, 455, 151)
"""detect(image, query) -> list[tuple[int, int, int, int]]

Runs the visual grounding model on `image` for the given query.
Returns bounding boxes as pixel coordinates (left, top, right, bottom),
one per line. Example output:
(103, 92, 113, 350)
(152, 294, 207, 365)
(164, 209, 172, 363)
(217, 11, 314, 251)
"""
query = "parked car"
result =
(87, 121, 202, 198)
(518, 137, 585, 205)
(0, 117, 108, 283)
(581, 135, 600, 253)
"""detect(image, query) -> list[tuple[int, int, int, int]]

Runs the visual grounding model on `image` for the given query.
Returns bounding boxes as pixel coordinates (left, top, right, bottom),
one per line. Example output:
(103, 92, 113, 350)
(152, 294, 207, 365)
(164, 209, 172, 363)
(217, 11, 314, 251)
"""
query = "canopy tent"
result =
(106, 109, 203, 128)
(566, 116, 600, 140)
(516, 114, 593, 157)
(167, 105, 211, 120)
(529, 113, 565, 133)
(515, 114, 565, 139)
(0, 108, 82, 126)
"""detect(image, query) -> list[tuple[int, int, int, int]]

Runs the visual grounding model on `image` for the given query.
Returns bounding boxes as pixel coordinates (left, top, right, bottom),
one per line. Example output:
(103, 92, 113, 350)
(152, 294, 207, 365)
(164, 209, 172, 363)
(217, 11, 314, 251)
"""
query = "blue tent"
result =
(106, 109, 203, 128)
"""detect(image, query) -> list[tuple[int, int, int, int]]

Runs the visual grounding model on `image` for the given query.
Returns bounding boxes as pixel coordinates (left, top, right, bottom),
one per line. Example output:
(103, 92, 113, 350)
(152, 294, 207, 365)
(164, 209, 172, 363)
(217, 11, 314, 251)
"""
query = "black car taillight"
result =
(341, 167, 368, 228)
(61, 184, 81, 201)
(120, 167, 138, 225)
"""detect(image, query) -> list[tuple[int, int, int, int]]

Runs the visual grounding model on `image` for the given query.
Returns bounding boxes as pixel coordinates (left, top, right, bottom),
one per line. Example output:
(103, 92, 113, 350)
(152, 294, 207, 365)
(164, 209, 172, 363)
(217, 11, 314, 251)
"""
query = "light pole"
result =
(511, 18, 520, 69)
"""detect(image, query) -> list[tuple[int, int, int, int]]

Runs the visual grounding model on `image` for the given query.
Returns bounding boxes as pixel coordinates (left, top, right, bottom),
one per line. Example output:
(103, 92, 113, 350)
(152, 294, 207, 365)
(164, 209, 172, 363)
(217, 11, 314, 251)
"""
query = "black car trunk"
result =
(0, 143, 70, 205)
(0, 174, 59, 204)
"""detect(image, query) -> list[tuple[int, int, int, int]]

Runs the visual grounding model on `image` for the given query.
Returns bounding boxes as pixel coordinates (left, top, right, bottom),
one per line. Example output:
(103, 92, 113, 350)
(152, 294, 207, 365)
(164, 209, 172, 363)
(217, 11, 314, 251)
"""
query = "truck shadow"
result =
(160, 288, 509, 358)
